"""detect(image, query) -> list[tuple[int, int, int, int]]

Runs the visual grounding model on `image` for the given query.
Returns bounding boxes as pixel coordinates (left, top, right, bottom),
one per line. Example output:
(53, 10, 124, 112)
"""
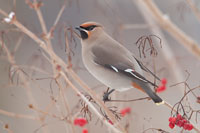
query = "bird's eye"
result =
(87, 25, 96, 31)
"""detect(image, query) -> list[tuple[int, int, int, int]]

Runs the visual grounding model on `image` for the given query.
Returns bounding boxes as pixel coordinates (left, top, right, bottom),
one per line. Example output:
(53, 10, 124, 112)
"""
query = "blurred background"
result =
(0, 0, 200, 132)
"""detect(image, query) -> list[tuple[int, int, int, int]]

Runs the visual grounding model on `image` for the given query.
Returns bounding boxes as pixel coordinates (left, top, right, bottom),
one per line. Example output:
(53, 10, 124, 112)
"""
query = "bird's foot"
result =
(103, 88, 115, 103)
(103, 92, 111, 102)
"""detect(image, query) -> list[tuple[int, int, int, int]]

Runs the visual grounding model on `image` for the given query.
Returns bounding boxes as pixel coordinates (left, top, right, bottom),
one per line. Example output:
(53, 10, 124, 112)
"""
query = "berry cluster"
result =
(74, 118, 88, 133)
(156, 78, 167, 93)
(74, 118, 87, 127)
(168, 114, 193, 131)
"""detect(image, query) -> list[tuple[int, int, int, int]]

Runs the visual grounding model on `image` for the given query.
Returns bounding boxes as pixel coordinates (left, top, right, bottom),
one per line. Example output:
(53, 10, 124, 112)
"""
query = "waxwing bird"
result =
(76, 21, 164, 105)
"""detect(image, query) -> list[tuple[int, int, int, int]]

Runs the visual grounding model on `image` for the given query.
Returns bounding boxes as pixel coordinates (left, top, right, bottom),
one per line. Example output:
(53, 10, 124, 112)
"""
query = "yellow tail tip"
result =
(156, 101, 165, 106)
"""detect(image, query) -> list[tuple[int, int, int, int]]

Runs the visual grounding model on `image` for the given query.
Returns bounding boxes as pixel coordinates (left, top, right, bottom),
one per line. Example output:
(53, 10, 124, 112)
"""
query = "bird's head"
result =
(75, 21, 103, 41)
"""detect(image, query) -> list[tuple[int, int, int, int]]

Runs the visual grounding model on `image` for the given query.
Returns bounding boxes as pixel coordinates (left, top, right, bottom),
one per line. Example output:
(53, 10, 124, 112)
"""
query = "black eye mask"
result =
(80, 25, 97, 31)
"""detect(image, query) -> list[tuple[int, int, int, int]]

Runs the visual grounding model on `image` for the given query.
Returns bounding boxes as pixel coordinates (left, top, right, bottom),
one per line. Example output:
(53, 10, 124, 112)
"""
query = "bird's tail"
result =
(140, 83, 164, 105)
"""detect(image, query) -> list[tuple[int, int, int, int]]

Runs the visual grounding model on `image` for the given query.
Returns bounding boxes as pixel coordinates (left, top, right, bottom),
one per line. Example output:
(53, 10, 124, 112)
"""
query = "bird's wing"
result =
(91, 45, 158, 87)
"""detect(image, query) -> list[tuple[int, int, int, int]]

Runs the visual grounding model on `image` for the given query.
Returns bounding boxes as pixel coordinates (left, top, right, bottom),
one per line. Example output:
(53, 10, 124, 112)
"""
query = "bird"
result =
(75, 21, 164, 105)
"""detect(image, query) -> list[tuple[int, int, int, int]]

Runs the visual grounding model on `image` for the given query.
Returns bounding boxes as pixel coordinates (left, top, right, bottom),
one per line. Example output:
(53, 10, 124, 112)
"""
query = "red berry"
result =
(156, 85, 166, 93)
(176, 114, 182, 120)
(169, 122, 175, 129)
(74, 119, 78, 124)
(176, 120, 183, 127)
(161, 78, 167, 85)
(169, 117, 176, 124)
(168, 117, 173, 122)
(182, 119, 187, 124)
(187, 124, 193, 131)
(82, 128, 88, 133)
(108, 120, 113, 125)
(120, 107, 131, 117)
(183, 123, 189, 130)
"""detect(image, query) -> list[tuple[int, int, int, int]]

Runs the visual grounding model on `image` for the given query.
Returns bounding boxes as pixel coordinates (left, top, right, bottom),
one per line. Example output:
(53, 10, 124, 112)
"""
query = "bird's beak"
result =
(75, 27, 82, 31)
(75, 26, 89, 40)
(75, 27, 83, 38)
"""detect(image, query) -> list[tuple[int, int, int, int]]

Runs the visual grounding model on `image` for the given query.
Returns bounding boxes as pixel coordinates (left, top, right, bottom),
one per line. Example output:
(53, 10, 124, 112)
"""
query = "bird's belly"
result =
(85, 63, 133, 92)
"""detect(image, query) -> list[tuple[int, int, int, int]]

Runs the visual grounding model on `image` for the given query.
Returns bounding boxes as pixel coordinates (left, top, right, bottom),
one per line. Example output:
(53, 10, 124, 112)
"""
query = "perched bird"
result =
(76, 21, 164, 105)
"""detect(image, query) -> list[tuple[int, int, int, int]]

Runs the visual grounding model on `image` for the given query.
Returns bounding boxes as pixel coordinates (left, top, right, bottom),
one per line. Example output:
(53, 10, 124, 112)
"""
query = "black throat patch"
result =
(80, 30, 88, 40)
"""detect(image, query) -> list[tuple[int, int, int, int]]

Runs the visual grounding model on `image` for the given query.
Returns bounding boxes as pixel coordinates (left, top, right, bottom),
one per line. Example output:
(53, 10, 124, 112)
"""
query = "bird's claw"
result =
(103, 92, 111, 103)
(102, 88, 115, 103)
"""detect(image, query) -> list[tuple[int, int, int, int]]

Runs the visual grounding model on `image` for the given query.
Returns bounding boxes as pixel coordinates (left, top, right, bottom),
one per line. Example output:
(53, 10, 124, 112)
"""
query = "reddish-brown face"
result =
(75, 22, 102, 40)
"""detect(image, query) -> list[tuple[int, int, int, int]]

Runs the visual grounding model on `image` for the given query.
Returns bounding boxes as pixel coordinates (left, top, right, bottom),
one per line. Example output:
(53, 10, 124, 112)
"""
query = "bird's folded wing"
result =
(91, 45, 158, 87)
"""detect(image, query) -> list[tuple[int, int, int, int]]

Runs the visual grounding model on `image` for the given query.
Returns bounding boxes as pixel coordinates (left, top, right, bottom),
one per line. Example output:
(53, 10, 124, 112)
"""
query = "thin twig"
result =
(186, 0, 200, 23)
(0, 25, 49, 133)
(0, 108, 38, 120)
(55, 77, 76, 133)
(143, 0, 200, 60)
(47, 0, 67, 39)
(60, 71, 123, 133)
(33, 0, 48, 34)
